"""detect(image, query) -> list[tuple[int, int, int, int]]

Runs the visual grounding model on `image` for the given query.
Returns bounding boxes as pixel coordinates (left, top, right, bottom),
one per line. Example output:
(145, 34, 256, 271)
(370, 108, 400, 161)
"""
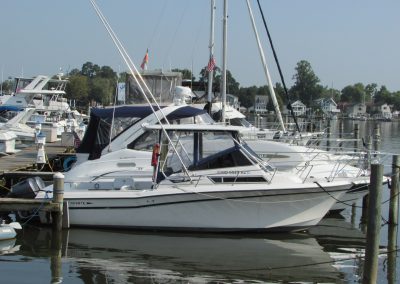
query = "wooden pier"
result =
(0, 141, 74, 191)
(0, 141, 68, 173)
(0, 142, 71, 229)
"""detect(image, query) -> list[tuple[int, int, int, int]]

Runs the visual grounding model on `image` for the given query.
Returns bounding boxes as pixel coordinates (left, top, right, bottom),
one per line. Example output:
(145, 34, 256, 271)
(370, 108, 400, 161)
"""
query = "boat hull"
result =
(39, 184, 348, 232)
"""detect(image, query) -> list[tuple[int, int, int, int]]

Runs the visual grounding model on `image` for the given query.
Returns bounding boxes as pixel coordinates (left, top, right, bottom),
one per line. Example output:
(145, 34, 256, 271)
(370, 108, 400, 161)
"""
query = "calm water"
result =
(1, 119, 399, 283)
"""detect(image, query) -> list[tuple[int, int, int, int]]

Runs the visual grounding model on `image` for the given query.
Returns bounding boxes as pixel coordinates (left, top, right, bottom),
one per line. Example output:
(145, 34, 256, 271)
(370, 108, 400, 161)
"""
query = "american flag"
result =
(207, 55, 216, 72)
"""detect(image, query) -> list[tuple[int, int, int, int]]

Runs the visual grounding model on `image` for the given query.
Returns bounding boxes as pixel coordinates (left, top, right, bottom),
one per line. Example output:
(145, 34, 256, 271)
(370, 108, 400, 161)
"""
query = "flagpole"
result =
(207, 0, 216, 114)
(221, 0, 228, 123)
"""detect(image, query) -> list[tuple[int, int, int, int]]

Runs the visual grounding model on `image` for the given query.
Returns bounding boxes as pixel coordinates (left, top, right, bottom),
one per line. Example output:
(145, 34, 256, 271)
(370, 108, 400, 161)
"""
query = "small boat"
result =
(0, 221, 21, 240)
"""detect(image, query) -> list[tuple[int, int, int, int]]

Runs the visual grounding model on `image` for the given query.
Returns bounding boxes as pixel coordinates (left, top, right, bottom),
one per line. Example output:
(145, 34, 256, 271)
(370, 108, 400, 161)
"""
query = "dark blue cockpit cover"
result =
(76, 105, 207, 159)
(90, 105, 205, 120)
(91, 105, 162, 119)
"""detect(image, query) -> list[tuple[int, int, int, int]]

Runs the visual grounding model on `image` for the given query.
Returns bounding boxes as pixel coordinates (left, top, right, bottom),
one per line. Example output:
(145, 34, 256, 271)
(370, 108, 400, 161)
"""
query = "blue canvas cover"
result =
(76, 105, 206, 160)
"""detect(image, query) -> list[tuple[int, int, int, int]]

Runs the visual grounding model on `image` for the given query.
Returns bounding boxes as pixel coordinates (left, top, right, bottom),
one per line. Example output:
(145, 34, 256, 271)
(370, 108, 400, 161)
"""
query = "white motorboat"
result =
(33, 102, 369, 214)
(0, 106, 36, 142)
(3, 74, 84, 138)
(37, 121, 353, 232)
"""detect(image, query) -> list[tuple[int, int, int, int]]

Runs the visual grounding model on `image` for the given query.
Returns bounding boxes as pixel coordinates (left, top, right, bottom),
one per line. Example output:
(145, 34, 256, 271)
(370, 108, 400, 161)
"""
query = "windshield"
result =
(229, 117, 252, 128)
(160, 130, 252, 175)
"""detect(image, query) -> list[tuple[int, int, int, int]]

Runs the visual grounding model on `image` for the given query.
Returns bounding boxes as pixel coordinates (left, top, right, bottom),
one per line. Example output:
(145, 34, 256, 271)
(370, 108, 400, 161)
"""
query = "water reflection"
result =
(19, 226, 345, 283)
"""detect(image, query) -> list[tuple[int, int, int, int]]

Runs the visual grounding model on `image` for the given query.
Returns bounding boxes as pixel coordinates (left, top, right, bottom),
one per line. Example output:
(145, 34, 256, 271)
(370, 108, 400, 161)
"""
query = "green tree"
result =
(238, 86, 258, 108)
(68, 68, 81, 76)
(65, 75, 89, 106)
(89, 77, 115, 105)
(392, 91, 400, 111)
(214, 69, 240, 95)
(320, 86, 341, 102)
(99, 66, 117, 79)
(374, 85, 392, 105)
(290, 60, 322, 106)
(198, 66, 220, 86)
(340, 83, 365, 103)
(365, 83, 378, 102)
(81, 61, 100, 78)
(198, 67, 239, 95)
(118, 72, 128, 83)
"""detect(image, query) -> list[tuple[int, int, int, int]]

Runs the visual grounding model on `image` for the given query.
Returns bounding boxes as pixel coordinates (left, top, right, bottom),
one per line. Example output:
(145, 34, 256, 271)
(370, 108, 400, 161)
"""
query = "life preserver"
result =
(63, 156, 77, 171)
(151, 143, 160, 167)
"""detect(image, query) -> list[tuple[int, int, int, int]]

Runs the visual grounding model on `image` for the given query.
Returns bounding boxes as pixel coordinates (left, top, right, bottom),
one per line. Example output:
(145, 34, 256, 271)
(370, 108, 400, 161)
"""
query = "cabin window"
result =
(209, 176, 266, 183)
(128, 131, 158, 151)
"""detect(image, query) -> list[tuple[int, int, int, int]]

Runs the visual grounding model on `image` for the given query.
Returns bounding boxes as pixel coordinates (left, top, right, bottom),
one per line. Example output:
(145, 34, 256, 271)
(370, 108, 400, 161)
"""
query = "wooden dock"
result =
(0, 141, 74, 195)
(0, 141, 68, 173)
(0, 142, 69, 228)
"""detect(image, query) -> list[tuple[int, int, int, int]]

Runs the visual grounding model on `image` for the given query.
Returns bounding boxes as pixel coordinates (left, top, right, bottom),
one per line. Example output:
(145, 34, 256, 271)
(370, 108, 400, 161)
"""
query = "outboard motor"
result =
(7, 177, 45, 199)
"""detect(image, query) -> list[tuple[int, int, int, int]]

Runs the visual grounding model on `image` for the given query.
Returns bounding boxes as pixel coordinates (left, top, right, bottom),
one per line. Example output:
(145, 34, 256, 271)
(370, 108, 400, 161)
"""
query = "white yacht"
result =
(0, 106, 36, 142)
(3, 74, 83, 137)
(37, 120, 352, 232)
(36, 102, 370, 214)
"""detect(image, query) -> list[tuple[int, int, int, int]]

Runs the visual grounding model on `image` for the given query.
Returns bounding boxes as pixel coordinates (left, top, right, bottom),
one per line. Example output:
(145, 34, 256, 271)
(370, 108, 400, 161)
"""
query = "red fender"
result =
(151, 143, 160, 167)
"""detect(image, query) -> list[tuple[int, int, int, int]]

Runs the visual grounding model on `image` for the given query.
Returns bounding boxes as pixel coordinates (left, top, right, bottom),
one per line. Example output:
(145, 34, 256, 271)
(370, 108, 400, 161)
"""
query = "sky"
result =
(1, 0, 399, 92)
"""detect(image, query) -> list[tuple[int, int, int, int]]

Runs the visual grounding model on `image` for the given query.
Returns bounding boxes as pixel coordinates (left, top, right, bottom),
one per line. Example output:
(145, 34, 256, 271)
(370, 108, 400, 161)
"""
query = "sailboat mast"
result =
(245, 0, 286, 132)
(207, 0, 216, 109)
(221, 0, 228, 123)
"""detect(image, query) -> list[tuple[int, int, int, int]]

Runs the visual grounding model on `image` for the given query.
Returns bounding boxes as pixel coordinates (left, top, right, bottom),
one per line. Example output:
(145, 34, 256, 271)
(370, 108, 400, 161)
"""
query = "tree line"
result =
(1, 60, 399, 113)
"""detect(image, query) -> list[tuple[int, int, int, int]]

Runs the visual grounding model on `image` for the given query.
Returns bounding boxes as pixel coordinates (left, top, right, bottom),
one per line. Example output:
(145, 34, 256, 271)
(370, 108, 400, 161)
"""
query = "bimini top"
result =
(90, 105, 162, 119)
(77, 104, 207, 159)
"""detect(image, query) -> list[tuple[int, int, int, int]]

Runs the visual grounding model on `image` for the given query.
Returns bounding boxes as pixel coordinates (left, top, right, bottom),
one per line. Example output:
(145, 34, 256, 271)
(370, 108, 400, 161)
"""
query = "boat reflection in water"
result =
(20, 226, 345, 283)
(11, 211, 376, 283)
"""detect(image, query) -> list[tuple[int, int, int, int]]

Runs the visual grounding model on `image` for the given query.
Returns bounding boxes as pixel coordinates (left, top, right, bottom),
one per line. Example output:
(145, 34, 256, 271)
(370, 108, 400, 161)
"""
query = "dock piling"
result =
(363, 163, 383, 284)
(354, 123, 359, 152)
(389, 155, 399, 226)
(338, 120, 344, 149)
(373, 123, 381, 156)
(52, 173, 65, 232)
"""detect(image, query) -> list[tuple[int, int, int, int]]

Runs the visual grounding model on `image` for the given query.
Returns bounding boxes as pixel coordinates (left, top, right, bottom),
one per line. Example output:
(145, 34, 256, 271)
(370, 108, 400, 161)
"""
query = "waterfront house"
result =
(373, 103, 393, 121)
(286, 100, 306, 117)
(315, 98, 340, 118)
(347, 103, 367, 119)
(249, 95, 268, 114)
